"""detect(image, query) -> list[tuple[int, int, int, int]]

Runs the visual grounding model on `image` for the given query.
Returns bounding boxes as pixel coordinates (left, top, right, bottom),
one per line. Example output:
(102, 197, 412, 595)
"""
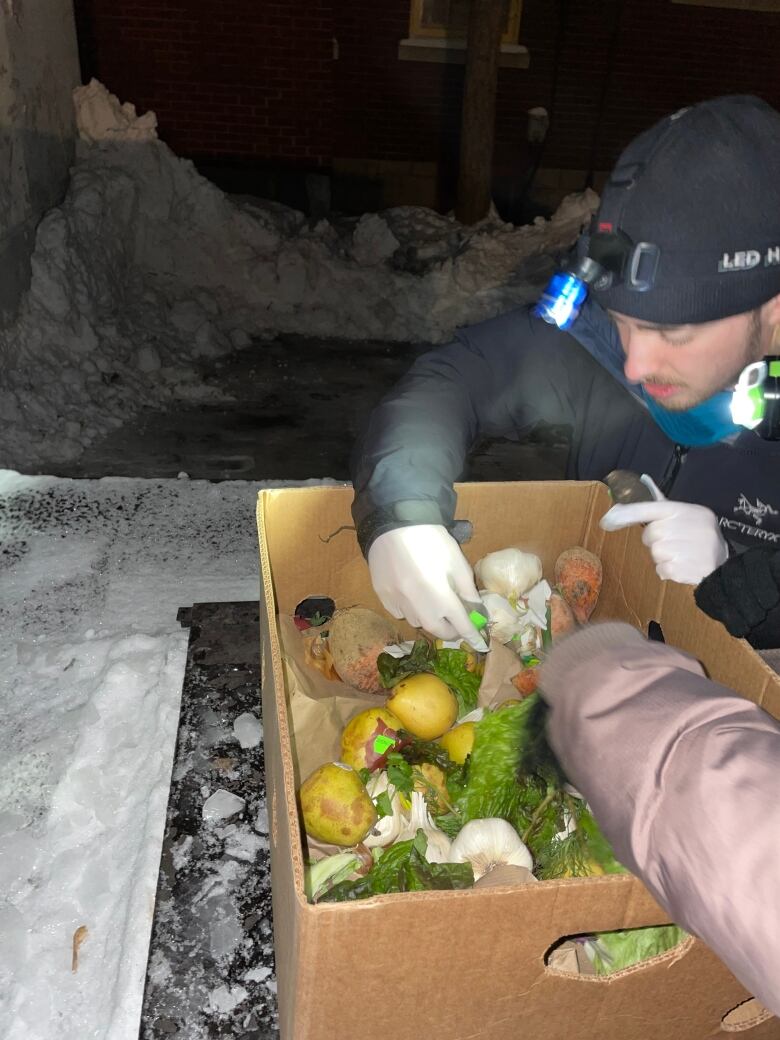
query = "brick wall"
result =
(75, 0, 334, 165)
(529, 0, 780, 169)
(74, 0, 780, 177)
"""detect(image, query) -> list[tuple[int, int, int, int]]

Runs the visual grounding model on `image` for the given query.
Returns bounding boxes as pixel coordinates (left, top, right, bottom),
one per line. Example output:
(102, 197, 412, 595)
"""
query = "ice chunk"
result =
(254, 804, 269, 834)
(171, 834, 193, 873)
(209, 911, 243, 961)
(233, 712, 262, 749)
(244, 965, 272, 983)
(224, 827, 264, 862)
(208, 983, 248, 1014)
(203, 789, 245, 822)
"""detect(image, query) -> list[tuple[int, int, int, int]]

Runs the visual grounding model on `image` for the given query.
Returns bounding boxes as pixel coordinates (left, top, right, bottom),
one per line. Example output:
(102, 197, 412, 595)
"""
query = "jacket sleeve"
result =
(541, 622, 780, 1016)
(350, 306, 610, 555)
(695, 546, 780, 650)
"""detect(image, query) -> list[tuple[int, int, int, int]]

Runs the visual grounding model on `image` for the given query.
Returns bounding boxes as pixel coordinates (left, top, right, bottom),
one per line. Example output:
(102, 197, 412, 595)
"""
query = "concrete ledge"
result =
(398, 37, 530, 68)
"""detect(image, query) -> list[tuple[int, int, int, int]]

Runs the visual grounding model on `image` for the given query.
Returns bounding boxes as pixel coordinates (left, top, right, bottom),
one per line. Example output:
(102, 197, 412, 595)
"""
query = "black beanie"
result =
(591, 95, 780, 324)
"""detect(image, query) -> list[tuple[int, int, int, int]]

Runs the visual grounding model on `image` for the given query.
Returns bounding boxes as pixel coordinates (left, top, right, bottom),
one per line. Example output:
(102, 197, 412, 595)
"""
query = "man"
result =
(350, 95, 780, 651)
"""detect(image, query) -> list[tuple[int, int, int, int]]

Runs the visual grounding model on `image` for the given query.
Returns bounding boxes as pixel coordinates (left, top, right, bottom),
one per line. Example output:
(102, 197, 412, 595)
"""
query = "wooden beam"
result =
(455, 0, 508, 224)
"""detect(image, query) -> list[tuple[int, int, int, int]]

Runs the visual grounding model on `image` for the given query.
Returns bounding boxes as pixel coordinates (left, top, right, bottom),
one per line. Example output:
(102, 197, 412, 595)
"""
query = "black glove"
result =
(695, 546, 780, 650)
(516, 694, 572, 788)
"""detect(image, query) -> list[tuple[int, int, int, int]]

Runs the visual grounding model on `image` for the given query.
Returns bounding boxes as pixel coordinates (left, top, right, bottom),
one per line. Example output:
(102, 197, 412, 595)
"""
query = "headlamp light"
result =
(533, 230, 660, 330)
(731, 357, 780, 439)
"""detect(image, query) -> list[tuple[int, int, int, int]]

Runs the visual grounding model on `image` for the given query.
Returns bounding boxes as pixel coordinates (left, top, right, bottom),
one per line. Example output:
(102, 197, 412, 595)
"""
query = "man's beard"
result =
(652, 309, 764, 412)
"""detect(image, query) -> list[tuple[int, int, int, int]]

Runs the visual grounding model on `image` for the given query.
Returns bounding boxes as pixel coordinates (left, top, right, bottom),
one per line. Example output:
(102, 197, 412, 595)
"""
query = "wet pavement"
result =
(54, 335, 569, 483)
(140, 602, 277, 1040)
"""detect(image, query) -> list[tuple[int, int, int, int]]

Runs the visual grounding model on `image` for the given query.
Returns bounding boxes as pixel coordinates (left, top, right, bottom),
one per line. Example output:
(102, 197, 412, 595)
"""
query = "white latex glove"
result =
(599, 474, 728, 585)
(367, 524, 489, 651)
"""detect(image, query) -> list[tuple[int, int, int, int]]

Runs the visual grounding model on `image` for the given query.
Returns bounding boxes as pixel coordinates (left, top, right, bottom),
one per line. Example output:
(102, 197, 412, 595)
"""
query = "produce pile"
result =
(291, 543, 686, 974)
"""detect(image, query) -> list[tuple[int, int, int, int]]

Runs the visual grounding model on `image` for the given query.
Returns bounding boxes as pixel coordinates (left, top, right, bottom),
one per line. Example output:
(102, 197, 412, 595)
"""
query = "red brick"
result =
(75, 0, 780, 178)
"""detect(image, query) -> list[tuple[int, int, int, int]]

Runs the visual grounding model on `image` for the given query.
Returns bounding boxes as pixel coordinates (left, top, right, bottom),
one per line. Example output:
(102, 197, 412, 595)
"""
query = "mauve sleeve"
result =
(540, 622, 780, 1016)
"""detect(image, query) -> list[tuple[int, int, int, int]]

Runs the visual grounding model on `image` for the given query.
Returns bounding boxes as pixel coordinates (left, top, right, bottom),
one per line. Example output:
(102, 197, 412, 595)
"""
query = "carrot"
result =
(554, 547, 603, 624)
(511, 666, 539, 697)
(327, 607, 399, 694)
(549, 589, 578, 638)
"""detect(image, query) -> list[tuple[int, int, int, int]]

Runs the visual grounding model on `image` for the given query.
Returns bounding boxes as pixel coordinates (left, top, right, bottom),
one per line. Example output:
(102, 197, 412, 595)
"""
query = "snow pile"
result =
(0, 470, 327, 1039)
(75, 79, 158, 143)
(0, 79, 597, 472)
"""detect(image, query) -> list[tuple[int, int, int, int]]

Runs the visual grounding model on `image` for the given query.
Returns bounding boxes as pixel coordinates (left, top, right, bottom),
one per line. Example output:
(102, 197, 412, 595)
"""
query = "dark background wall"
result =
(73, 0, 780, 214)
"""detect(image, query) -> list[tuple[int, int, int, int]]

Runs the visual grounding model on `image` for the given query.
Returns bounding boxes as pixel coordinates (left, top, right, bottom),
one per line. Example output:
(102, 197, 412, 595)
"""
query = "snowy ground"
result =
(0, 471, 329, 1038)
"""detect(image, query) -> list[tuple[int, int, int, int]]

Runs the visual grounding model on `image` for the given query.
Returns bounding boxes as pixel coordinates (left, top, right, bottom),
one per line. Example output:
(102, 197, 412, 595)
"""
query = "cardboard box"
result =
(257, 481, 780, 1040)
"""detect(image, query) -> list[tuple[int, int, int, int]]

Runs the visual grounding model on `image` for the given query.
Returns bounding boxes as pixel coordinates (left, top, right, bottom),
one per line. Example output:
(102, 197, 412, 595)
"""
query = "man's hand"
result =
(599, 474, 728, 585)
(367, 525, 489, 651)
(695, 546, 780, 648)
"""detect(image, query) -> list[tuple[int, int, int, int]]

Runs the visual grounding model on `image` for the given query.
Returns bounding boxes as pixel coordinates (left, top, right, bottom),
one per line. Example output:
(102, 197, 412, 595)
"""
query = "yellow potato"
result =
(299, 762, 377, 846)
(437, 721, 476, 765)
(386, 673, 458, 740)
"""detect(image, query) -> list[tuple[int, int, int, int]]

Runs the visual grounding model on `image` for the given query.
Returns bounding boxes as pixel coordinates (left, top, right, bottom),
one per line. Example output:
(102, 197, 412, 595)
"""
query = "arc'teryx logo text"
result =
(734, 494, 779, 527)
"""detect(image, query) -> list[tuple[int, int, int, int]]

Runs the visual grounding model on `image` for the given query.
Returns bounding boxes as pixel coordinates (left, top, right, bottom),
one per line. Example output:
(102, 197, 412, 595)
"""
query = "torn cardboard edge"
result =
(546, 933, 695, 981)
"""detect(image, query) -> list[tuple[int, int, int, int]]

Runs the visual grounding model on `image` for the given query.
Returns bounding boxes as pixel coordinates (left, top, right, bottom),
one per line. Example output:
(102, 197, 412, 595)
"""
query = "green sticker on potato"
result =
(373, 734, 396, 755)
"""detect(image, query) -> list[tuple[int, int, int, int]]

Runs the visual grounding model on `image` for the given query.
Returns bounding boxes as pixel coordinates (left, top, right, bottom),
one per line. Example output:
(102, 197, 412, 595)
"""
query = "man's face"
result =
(608, 306, 772, 411)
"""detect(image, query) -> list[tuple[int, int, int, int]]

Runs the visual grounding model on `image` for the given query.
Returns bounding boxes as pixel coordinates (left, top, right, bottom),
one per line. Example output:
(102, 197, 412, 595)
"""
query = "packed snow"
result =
(0, 471, 328, 1038)
(0, 79, 597, 472)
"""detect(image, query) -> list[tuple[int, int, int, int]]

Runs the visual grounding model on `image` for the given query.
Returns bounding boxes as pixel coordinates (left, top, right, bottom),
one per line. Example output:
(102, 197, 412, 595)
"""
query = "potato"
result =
(328, 606, 399, 694)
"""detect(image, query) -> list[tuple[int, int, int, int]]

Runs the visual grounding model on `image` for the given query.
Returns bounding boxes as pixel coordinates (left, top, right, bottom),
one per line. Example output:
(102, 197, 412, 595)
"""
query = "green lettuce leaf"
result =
(304, 852, 360, 902)
(433, 648, 480, 716)
(376, 639, 435, 687)
(588, 925, 688, 974)
(457, 698, 538, 822)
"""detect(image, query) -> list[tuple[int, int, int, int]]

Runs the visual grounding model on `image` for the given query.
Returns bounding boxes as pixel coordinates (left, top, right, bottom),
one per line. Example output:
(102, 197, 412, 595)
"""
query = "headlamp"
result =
(731, 357, 780, 439)
(533, 230, 661, 330)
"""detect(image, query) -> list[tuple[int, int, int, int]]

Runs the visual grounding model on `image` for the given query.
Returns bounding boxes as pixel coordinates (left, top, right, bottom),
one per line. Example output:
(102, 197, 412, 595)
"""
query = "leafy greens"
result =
(318, 830, 474, 901)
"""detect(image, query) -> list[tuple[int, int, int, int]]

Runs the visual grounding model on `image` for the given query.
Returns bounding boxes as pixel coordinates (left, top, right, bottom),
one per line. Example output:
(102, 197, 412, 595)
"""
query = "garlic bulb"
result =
(449, 818, 533, 880)
(398, 791, 452, 863)
(363, 772, 406, 848)
(522, 579, 552, 629)
(475, 549, 543, 602)
(480, 592, 526, 645)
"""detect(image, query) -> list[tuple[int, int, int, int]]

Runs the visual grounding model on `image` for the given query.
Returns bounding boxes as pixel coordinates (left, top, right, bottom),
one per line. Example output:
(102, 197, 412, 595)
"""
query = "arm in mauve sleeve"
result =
(350, 308, 599, 556)
(541, 622, 780, 1016)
